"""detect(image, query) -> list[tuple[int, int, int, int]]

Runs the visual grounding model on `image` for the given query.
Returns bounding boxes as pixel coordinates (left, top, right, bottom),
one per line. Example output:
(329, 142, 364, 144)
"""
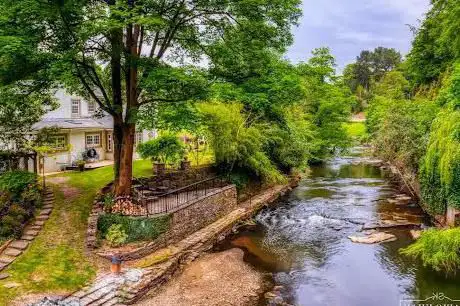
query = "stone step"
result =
(3, 248, 22, 257)
(88, 291, 117, 306)
(40, 208, 52, 216)
(34, 220, 45, 226)
(36, 215, 49, 221)
(0, 256, 14, 265)
(8, 240, 29, 251)
(43, 205, 53, 209)
(21, 235, 35, 241)
(24, 229, 39, 237)
(0, 273, 9, 280)
(29, 225, 42, 231)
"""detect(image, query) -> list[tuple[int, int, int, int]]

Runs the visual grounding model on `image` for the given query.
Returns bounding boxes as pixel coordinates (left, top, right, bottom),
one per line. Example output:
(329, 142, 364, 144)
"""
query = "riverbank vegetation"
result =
(345, 0, 460, 274)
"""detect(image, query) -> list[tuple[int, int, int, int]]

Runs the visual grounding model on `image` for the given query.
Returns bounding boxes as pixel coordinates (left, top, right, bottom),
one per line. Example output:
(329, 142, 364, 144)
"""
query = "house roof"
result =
(32, 117, 113, 130)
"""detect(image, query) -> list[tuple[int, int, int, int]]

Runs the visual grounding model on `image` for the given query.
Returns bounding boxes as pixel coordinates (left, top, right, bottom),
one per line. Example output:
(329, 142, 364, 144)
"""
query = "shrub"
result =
(137, 133, 185, 165)
(106, 224, 128, 247)
(0, 171, 37, 200)
(197, 102, 285, 184)
(401, 228, 460, 274)
(97, 214, 170, 243)
(0, 214, 22, 238)
(0, 171, 41, 240)
(102, 193, 115, 212)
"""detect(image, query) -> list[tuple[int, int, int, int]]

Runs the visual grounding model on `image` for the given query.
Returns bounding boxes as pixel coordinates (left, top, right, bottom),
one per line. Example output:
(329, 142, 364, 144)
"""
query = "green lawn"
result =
(0, 159, 153, 305)
(344, 122, 367, 139)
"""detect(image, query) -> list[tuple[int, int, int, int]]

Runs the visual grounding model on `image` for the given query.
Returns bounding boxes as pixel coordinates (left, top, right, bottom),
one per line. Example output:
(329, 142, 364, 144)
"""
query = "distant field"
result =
(344, 122, 367, 139)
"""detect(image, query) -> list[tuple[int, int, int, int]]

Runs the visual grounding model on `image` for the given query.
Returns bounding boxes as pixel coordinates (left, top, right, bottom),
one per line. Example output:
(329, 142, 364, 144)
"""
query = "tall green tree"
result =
(0, 0, 301, 195)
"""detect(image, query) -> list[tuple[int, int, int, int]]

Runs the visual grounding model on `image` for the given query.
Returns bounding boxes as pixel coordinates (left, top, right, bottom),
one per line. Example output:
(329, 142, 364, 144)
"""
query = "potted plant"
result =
(137, 133, 185, 175)
(76, 159, 86, 172)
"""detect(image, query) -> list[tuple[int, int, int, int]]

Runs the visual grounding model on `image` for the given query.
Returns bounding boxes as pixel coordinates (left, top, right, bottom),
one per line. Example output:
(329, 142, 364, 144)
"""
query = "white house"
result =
(33, 89, 156, 173)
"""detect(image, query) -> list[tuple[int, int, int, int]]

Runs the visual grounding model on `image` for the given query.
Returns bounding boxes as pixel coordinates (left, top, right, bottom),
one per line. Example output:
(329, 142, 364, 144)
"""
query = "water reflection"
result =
(221, 148, 460, 306)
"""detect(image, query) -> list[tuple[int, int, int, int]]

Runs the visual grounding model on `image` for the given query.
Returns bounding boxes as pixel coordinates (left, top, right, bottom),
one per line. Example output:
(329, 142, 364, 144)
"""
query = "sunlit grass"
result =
(344, 122, 367, 139)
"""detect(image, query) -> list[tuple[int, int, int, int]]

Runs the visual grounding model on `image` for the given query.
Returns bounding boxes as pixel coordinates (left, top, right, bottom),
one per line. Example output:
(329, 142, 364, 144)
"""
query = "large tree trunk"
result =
(114, 123, 135, 195)
(112, 23, 140, 196)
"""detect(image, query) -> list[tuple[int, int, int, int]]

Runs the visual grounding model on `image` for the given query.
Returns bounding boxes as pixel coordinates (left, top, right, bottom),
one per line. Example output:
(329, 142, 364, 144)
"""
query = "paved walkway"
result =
(0, 188, 54, 279)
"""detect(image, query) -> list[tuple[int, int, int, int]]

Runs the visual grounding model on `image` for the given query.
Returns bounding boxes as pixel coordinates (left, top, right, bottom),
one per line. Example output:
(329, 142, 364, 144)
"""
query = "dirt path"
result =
(135, 248, 270, 306)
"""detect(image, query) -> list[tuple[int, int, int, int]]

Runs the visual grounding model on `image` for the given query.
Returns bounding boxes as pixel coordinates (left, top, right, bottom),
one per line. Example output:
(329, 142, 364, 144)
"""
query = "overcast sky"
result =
(286, 0, 431, 70)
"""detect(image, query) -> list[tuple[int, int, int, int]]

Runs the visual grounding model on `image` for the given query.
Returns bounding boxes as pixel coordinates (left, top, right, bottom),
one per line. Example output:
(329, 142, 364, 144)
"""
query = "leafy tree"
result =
(406, 0, 459, 85)
(298, 48, 352, 160)
(0, 0, 301, 195)
(137, 133, 185, 165)
(197, 101, 285, 183)
(343, 47, 402, 96)
(0, 86, 56, 149)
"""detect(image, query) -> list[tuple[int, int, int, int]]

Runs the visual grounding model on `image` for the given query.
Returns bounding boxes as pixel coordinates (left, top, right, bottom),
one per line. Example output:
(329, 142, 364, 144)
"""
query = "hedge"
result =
(97, 214, 170, 243)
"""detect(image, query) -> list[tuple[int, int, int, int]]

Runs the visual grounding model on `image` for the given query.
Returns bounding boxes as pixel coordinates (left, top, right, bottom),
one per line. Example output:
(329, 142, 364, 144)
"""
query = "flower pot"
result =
(153, 162, 166, 175)
(111, 256, 122, 274)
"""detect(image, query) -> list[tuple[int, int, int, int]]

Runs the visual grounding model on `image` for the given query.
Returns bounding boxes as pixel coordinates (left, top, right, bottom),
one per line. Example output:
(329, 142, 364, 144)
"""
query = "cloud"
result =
(287, 0, 430, 69)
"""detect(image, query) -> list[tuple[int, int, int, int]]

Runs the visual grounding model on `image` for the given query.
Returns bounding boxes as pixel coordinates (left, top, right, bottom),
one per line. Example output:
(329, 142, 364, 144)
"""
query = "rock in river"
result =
(348, 232, 397, 244)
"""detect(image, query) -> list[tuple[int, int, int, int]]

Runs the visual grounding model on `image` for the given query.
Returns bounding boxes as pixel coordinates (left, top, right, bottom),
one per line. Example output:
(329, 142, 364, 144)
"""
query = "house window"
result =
(86, 133, 101, 147)
(71, 99, 80, 117)
(51, 135, 67, 150)
(107, 133, 113, 152)
(87, 101, 96, 114)
(135, 131, 143, 146)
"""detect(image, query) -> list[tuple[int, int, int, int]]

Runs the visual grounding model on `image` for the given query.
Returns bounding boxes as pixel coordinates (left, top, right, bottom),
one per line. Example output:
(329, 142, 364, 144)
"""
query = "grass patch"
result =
(134, 248, 172, 268)
(0, 159, 154, 305)
(401, 228, 460, 274)
(98, 214, 170, 243)
(344, 122, 367, 138)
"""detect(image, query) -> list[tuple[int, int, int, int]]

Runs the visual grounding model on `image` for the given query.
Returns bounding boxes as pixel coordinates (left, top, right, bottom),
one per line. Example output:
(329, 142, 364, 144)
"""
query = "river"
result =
(217, 147, 460, 306)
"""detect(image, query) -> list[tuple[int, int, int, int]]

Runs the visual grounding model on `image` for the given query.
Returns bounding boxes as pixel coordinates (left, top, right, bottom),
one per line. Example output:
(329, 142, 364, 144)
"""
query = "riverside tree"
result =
(0, 0, 301, 195)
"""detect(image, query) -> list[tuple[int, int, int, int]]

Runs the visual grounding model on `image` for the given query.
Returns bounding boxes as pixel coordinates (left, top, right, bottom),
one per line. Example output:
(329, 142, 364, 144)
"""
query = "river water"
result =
(219, 147, 460, 306)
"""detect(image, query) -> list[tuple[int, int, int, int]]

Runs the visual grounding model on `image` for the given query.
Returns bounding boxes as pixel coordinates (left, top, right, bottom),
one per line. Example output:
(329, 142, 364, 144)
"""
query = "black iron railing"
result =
(138, 176, 228, 215)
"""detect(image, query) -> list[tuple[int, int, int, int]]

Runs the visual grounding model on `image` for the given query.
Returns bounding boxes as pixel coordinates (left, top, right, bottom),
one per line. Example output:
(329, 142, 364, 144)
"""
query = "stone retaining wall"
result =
(167, 185, 237, 242)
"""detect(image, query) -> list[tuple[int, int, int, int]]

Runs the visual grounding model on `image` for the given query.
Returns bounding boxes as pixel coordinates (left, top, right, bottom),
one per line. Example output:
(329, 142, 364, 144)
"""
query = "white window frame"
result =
(87, 101, 96, 114)
(86, 133, 101, 147)
(71, 99, 81, 117)
(52, 135, 67, 150)
(106, 133, 113, 152)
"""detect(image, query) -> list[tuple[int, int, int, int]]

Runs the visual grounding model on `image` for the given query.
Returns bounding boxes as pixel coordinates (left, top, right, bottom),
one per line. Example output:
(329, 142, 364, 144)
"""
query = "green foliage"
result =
(97, 214, 170, 243)
(0, 171, 41, 239)
(105, 224, 128, 247)
(344, 122, 367, 142)
(401, 228, 460, 274)
(197, 101, 285, 183)
(420, 108, 460, 213)
(298, 48, 352, 160)
(373, 98, 439, 175)
(406, 0, 459, 85)
(102, 193, 115, 212)
(0, 170, 37, 199)
(137, 133, 185, 165)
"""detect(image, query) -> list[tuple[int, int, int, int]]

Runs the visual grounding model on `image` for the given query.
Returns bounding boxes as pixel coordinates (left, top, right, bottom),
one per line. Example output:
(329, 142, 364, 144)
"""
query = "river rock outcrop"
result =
(348, 232, 397, 244)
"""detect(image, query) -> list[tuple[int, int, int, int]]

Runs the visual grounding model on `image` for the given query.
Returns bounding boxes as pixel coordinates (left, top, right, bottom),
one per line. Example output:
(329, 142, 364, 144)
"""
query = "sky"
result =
(286, 0, 431, 70)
